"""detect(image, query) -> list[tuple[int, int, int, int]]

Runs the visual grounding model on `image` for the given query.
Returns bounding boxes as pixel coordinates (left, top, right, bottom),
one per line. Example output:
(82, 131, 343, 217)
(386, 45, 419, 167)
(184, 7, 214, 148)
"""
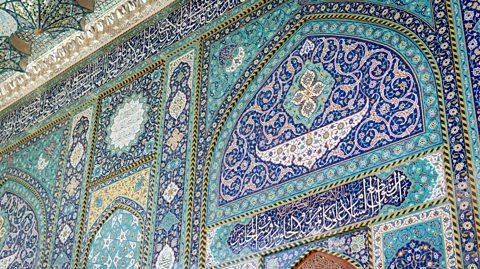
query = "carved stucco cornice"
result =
(0, 0, 175, 112)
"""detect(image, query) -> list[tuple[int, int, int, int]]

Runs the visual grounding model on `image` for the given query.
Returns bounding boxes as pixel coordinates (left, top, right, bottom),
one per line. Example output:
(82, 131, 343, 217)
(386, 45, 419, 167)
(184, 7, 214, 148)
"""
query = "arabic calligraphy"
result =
(0, 0, 243, 145)
(227, 170, 411, 253)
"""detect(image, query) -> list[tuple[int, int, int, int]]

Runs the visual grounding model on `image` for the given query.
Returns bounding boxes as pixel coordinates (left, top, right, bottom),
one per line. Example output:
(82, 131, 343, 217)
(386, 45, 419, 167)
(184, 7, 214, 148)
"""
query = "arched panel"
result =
(86, 208, 143, 269)
(206, 17, 443, 225)
(293, 250, 357, 269)
(0, 177, 47, 269)
(217, 34, 426, 204)
(0, 192, 41, 268)
(81, 166, 150, 268)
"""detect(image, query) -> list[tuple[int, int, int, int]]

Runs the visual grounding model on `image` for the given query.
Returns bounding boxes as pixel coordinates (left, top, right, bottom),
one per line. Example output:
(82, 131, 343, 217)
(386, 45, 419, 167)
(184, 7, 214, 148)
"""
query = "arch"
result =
(3, 169, 51, 206)
(0, 177, 48, 269)
(82, 202, 145, 268)
(205, 13, 445, 225)
(218, 33, 427, 203)
(291, 249, 359, 269)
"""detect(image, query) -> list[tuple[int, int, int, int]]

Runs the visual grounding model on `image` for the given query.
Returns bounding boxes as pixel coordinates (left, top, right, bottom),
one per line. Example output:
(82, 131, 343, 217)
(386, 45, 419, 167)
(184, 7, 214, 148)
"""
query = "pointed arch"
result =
(82, 202, 145, 268)
(0, 176, 48, 269)
(290, 248, 360, 269)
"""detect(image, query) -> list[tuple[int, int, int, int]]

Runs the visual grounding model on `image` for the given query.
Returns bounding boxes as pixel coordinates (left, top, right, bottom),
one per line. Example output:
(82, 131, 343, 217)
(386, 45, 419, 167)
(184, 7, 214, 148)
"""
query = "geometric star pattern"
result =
(87, 209, 142, 268)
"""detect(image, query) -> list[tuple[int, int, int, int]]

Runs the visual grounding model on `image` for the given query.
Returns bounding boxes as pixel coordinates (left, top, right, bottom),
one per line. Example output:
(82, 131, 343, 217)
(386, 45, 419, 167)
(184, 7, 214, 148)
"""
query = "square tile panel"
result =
(371, 204, 457, 269)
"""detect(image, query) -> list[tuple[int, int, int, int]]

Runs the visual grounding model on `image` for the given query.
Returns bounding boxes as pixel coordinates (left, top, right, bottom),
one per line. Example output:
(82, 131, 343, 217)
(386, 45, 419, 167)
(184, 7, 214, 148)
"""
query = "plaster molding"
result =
(0, 0, 175, 112)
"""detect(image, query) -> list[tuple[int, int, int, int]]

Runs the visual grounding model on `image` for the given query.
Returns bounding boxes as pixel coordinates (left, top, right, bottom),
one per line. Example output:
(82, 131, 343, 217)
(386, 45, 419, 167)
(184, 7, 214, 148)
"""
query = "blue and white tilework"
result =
(0, 0, 478, 268)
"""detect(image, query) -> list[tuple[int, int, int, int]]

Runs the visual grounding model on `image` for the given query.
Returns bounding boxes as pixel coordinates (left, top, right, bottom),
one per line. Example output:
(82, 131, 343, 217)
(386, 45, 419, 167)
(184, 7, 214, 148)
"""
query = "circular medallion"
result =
(107, 94, 147, 151)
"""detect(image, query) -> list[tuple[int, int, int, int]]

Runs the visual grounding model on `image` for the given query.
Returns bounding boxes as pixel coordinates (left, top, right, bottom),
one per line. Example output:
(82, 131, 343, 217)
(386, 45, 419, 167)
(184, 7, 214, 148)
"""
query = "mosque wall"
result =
(0, 0, 479, 268)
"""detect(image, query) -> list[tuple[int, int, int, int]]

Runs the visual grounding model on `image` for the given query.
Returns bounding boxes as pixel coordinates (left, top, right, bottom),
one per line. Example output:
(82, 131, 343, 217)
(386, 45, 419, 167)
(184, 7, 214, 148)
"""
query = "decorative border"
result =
(150, 47, 197, 268)
(49, 104, 95, 267)
(450, 0, 480, 257)
(445, 0, 480, 260)
(444, 0, 480, 266)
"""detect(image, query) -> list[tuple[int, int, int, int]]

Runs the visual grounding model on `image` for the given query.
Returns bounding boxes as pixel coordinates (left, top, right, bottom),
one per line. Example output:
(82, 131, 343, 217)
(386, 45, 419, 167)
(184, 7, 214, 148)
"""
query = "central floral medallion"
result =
(284, 60, 335, 129)
(217, 35, 426, 204)
(107, 94, 147, 151)
(259, 59, 368, 168)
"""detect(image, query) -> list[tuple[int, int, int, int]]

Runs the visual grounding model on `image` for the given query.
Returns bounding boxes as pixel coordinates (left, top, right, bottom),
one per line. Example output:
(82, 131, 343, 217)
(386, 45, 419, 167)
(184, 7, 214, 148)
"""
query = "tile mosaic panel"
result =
(0, 192, 41, 268)
(0, 180, 48, 268)
(205, 151, 446, 266)
(86, 209, 143, 268)
(205, 17, 442, 224)
(371, 204, 457, 269)
(79, 161, 153, 268)
(152, 48, 196, 269)
(0, 0, 478, 268)
(91, 66, 162, 181)
(51, 106, 95, 269)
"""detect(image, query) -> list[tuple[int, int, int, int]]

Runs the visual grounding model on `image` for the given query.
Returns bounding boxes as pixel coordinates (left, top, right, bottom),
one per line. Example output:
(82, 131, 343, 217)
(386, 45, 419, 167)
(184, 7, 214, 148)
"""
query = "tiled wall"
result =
(0, 0, 479, 268)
